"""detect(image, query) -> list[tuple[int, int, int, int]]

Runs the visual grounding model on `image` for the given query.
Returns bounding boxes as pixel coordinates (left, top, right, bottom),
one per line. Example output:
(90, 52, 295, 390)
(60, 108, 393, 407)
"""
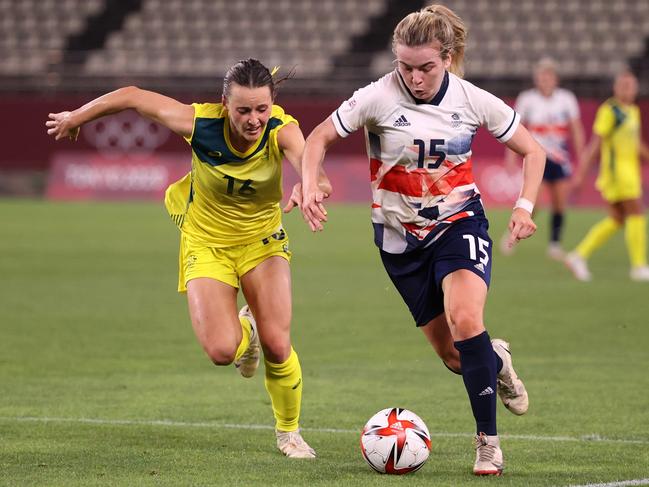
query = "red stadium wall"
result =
(3, 95, 649, 207)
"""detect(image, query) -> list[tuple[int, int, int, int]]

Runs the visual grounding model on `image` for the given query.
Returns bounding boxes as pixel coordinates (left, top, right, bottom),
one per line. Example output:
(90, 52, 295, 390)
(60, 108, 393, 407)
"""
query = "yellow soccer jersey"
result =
(165, 103, 297, 246)
(593, 99, 642, 202)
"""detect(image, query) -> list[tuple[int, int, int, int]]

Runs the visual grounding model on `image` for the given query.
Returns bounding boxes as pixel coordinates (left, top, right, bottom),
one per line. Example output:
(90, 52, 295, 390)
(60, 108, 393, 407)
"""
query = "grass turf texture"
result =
(1, 199, 648, 486)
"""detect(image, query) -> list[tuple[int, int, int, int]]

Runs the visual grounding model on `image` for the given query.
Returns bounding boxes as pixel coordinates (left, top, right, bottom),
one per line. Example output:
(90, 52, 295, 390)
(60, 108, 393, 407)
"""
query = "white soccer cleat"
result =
(630, 266, 649, 282)
(546, 242, 565, 261)
(276, 429, 316, 459)
(565, 252, 592, 282)
(473, 433, 503, 476)
(492, 339, 528, 415)
(234, 305, 260, 378)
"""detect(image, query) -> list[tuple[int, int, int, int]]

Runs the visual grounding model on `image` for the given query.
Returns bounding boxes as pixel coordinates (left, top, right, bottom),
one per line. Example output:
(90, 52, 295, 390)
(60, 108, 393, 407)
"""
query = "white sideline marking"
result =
(1, 416, 649, 445)
(569, 480, 649, 487)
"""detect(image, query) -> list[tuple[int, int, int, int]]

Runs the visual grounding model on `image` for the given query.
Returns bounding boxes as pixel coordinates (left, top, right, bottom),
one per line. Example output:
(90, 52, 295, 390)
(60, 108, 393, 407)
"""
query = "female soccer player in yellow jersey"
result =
(46, 58, 331, 458)
(566, 70, 649, 282)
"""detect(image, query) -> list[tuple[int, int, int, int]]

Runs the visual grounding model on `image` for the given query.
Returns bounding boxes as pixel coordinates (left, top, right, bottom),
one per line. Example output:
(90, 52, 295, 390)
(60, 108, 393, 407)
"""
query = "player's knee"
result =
(261, 334, 291, 364)
(204, 343, 237, 366)
(447, 306, 483, 338)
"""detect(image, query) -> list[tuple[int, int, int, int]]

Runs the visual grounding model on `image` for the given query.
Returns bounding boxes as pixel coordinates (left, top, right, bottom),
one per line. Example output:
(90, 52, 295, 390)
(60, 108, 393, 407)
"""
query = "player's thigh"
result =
(442, 269, 488, 341)
(607, 201, 625, 224)
(619, 198, 644, 216)
(548, 179, 569, 211)
(186, 277, 241, 362)
(431, 218, 491, 339)
(240, 237, 292, 363)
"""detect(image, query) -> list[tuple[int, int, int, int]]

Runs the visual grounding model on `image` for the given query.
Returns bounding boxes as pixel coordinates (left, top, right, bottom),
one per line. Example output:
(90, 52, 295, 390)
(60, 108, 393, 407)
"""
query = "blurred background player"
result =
(301, 5, 545, 476)
(46, 58, 331, 458)
(500, 57, 585, 259)
(566, 70, 649, 282)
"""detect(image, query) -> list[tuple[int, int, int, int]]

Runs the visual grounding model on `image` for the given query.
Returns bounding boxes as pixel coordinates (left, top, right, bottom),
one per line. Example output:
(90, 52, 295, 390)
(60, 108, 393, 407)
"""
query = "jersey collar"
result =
(223, 116, 265, 158)
(396, 70, 449, 106)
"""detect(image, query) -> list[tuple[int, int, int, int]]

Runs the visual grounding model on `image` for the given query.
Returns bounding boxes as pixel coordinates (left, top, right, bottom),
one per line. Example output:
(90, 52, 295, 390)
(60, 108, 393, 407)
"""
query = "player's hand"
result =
(301, 184, 329, 232)
(46, 111, 80, 141)
(283, 182, 303, 213)
(317, 179, 333, 199)
(505, 208, 537, 249)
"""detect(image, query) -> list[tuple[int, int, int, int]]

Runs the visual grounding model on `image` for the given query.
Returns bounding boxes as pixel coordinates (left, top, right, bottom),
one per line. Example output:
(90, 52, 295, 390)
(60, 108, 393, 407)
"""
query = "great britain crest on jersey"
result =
(332, 70, 520, 254)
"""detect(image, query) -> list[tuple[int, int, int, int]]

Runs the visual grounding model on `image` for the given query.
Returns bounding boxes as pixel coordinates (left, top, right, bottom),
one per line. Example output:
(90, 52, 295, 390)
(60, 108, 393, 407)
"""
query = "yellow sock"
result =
(264, 348, 302, 432)
(625, 215, 647, 268)
(234, 314, 252, 362)
(575, 217, 621, 259)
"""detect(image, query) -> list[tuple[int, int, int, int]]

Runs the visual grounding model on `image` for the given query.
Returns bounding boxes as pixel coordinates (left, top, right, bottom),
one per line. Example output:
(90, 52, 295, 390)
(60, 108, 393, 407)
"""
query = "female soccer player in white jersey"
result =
(46, 58, 331, 459)
(501, 58, 585, 260)
(301, 5, 545, 476)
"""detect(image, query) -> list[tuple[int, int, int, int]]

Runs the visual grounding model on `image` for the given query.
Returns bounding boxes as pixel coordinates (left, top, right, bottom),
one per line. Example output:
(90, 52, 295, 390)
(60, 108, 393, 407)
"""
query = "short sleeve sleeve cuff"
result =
(331, 109, 354, 138)
(495, 111, 520, 143)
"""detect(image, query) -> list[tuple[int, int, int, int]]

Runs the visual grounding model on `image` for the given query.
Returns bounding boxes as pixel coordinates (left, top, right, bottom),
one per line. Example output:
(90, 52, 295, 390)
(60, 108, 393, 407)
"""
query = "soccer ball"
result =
(360, 407, 431, 474)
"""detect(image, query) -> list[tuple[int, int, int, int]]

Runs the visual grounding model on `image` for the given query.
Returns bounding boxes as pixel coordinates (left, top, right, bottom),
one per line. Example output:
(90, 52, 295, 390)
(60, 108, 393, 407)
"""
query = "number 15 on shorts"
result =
(463, 234, 490, 266)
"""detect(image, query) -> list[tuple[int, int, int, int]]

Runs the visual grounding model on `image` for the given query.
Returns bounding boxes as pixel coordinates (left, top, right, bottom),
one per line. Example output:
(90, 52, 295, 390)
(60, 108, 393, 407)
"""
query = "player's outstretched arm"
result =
(639, 138, 649, 163)
(301, 118, 340, 232)
(46, 86, 195, 141)
(503, 123, 546, 249)
(277, 122, 332, 213)
(572, 135, 601, 191)
(570, 116, 586, 163)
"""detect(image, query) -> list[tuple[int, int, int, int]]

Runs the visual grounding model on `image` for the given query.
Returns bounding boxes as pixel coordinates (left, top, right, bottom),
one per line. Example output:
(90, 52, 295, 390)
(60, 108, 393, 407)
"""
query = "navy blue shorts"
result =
(380, 216, 492, 326)
(543, 157, 571, 182)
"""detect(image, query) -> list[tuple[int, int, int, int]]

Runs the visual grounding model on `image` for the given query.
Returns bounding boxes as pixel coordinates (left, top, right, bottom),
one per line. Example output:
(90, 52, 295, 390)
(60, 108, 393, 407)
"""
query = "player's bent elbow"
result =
(115, 86, 144, 109)
(120, 85, 141, 96)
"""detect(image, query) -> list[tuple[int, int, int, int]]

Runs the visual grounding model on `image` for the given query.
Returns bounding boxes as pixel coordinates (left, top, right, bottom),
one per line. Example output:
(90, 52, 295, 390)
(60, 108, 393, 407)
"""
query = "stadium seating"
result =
(372, 0, 649, 82)
(0, 0, 103, 74)
(0, 0, 648, 96)
(83, 0, 387, 78)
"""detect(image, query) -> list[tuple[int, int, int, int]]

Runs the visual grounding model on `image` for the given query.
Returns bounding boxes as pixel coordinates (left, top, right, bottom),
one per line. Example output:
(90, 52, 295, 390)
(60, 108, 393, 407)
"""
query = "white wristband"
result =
(514, 197, 534, 214)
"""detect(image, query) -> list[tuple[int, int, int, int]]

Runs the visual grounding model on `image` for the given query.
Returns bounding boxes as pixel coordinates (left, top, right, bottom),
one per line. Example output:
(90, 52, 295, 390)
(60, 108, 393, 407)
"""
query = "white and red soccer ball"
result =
(360, 407, 432, 474)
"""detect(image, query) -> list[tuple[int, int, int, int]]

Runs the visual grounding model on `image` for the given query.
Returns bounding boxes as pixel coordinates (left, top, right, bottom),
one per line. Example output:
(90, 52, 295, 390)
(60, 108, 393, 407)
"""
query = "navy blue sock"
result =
(445, 354, 502, 374)
(551, 212, 564, 243)
(454, 331, 498, 435)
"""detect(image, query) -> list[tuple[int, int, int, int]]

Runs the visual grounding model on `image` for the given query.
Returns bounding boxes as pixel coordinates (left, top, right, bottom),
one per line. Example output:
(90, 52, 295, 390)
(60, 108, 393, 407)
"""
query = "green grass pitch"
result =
(1, 199, 648, 486)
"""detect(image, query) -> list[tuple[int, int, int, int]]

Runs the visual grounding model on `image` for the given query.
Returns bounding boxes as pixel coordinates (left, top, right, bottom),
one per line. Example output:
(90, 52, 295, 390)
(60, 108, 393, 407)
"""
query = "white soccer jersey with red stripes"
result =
(515, 88, 579, 165)
(332, 70, 520, 254)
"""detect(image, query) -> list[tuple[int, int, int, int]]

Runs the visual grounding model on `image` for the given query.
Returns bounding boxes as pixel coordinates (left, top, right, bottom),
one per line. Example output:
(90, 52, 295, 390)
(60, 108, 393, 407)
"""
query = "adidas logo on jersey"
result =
(474, 262, 486, 273)
(479, 386, 494, 396)
(393, 115, 411, 127)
